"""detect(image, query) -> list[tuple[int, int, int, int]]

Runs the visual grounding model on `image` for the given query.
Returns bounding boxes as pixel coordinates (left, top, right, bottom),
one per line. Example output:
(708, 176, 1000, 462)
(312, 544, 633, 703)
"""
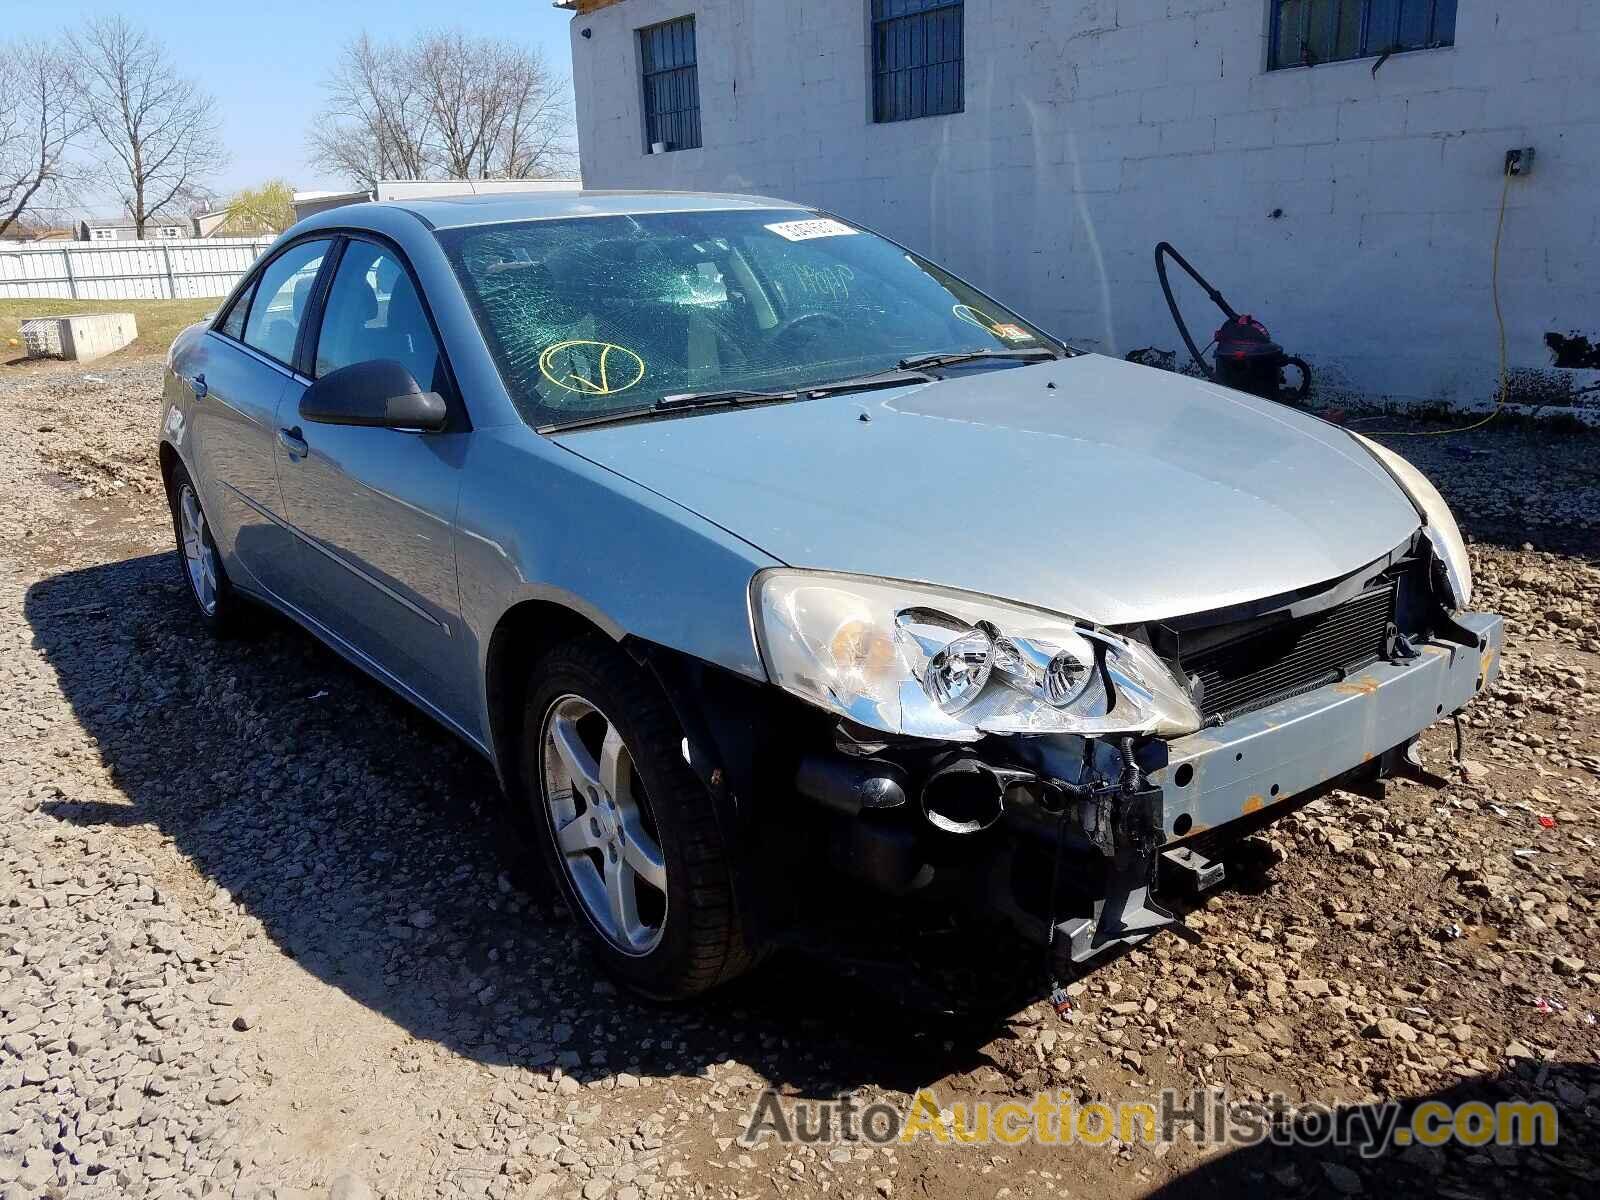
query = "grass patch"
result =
(0, 297, 216, 361)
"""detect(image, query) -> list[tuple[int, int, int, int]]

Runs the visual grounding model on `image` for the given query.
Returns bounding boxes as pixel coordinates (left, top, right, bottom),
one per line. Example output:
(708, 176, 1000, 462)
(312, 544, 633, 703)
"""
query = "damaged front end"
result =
(793, 728, 1181, 966)
(754, 530, 1502, 969)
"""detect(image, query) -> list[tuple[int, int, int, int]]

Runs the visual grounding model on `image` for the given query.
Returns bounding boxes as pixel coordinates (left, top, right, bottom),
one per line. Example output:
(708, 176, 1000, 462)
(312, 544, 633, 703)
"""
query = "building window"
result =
(639, 16, 700, 152)
(1270, 0, 1456, 70)
(872, 0, 963, 123)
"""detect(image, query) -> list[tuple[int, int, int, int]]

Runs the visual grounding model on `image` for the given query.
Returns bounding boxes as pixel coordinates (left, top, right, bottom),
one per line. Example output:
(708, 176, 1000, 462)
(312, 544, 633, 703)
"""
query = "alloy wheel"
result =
(540, 694, 669, 955)
(178, 484, 219, 616)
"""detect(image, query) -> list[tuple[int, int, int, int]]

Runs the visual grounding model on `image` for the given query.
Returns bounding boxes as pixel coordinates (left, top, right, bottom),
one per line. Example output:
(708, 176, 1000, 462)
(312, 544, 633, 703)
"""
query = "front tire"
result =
(166, 460, 241, 635)
(521, 638, 754, 998)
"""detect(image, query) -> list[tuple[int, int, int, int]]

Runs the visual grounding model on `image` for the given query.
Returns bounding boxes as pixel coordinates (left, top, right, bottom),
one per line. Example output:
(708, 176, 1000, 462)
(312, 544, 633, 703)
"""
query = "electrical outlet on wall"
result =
(1505, 147, 1536, 177)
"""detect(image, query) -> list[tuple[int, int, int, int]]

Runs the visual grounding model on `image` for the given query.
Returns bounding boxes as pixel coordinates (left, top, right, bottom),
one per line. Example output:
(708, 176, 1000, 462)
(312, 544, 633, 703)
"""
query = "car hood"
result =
(552, 354, 1421, 625)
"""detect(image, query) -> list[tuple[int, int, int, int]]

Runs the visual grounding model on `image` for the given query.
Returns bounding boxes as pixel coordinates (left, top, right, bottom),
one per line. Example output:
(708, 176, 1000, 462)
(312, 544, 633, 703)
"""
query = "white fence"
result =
(0, 237, 274, 301)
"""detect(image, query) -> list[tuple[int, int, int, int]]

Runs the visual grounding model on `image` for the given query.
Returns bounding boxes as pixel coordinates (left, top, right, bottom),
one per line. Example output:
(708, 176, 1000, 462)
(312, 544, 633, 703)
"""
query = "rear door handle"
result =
(278, 426, 308, 458)
(190, 373, 207, 399)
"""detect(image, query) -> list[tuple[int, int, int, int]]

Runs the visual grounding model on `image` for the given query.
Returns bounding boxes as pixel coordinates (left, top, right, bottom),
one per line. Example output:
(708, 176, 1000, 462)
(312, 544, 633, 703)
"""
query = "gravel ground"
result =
(0, 357, 1596, 1200)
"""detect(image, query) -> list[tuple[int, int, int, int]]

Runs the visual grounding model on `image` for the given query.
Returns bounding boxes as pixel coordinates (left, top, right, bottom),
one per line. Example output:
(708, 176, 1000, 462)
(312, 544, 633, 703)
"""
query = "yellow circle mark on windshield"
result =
(538, 340, 646, 396)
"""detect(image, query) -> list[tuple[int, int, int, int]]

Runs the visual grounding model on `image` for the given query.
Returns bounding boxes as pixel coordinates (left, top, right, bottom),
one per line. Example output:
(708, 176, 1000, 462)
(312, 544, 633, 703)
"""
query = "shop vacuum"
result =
(1154, 241, 1312, 404)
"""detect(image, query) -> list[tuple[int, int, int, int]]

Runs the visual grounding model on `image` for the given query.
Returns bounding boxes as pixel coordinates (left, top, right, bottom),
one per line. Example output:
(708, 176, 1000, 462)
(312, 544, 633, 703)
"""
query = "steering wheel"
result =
(768, 310, 849, 348)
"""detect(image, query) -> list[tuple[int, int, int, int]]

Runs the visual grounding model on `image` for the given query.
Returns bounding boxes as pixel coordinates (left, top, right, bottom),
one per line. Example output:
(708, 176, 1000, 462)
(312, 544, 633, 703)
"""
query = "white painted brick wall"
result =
(570, 1, 1600, 410)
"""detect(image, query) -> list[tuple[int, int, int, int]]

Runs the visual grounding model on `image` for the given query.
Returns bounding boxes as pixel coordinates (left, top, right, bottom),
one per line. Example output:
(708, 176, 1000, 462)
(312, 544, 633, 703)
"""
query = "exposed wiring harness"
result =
(1044, 799, 1073, 1019)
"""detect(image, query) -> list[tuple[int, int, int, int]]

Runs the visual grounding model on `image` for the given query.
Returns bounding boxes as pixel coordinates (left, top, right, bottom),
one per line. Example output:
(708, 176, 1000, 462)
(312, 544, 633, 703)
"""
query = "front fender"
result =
(456, 425, 781, 747)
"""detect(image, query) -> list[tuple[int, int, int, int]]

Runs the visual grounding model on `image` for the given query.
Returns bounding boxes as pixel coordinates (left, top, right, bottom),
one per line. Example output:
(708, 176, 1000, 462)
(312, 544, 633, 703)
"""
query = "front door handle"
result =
(278, 426, 309, 459)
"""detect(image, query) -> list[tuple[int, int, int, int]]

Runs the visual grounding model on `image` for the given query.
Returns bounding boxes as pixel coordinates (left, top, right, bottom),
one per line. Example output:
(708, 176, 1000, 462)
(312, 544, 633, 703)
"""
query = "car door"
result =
(183, 239, 332, 600)
(274, 235, 474, 728)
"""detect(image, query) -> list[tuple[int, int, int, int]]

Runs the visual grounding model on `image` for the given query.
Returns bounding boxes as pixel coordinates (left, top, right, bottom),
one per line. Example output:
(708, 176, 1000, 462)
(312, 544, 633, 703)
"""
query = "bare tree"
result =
(492, 42, 576, 179)
(309, 29, 574, 188)
(0, 39, 84, 239)
(414, 30, 500, 180)
(70, 16, 227, 238)
(308, 33, 432, 190)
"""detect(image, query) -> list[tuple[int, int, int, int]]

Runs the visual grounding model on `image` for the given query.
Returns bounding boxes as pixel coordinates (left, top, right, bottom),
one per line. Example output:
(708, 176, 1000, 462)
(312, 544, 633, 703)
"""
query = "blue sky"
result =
(49, 2, 579, 212)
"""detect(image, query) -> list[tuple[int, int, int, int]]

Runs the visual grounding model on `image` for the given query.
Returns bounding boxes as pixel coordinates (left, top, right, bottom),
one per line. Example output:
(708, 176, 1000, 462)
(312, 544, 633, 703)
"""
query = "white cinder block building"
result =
(562, 0, 1600, 412)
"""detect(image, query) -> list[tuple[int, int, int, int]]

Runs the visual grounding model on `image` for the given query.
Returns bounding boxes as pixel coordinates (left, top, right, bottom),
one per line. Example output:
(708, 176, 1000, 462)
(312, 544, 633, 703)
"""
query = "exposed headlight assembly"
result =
(1349, 433, 1473, 609)
(751, 570, 1201, 743)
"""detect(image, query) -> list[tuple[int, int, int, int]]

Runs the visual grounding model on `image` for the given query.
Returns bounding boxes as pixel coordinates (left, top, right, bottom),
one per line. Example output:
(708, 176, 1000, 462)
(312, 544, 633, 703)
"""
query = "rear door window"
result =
(242, 240, 331, 367)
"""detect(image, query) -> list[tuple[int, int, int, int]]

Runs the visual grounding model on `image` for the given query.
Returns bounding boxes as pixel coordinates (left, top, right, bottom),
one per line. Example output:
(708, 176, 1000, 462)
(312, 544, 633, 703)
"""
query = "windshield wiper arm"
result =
(658, 369, 935, 410)
(539, 404, 662, 433)
(897, 347, 1063, 371)
(801, 367, 937, 397)
(654, 387, 800, 411)
(548, 387, 802, 430)
(543, 369, 938, 433)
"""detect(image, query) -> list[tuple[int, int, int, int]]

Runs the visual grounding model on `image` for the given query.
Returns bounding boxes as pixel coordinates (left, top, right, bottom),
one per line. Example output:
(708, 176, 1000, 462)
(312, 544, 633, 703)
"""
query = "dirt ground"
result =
(0, 352, 1595, 1200)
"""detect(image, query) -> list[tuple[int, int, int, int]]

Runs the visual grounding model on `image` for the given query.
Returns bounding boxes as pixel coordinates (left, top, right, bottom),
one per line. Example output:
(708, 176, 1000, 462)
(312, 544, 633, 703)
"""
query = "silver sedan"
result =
(159, 191, 1502, 997)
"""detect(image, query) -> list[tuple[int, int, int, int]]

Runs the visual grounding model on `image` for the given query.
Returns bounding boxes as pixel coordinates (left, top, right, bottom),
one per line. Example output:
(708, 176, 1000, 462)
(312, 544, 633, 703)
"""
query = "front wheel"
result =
(521, 638, 756, 998)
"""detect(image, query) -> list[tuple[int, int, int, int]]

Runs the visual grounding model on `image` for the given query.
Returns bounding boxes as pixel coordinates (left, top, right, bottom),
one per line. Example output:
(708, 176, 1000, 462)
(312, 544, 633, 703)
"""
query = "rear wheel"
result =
(166, 461, 241, 635)
(521, 638, 754, 998)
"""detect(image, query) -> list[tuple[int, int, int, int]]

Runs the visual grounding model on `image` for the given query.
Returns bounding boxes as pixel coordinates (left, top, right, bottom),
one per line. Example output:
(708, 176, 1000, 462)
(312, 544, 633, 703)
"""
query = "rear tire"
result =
(520, 637, 755, 999)
(166, 460, 241, 636)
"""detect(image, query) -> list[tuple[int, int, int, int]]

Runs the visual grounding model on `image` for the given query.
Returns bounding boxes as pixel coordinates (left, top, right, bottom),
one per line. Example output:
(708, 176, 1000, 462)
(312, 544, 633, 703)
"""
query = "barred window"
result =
(1270, 0, 1457, 70)
(639, 16, 701, 152)
(872, 0, 963, 124)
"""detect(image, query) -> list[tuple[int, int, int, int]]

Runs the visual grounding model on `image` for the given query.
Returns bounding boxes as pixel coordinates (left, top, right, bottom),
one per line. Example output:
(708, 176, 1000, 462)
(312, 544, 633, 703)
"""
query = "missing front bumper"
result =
(996, 611, 1504, 964)
(1152, 611, 1503, 844)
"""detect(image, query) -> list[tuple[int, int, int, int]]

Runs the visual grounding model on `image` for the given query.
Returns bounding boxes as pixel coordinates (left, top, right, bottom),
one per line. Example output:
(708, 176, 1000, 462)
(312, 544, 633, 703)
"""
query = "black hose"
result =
(1155, 242, 1238, 382)
(1118, 736, 1144, 794)
(1280, 355, 1313, 403)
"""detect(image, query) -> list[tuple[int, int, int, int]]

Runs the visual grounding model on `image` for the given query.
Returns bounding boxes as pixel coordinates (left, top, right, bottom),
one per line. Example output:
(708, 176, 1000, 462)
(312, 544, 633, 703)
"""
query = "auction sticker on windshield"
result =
(765, 218, 858, 242)
(954, 305, 1037, 344)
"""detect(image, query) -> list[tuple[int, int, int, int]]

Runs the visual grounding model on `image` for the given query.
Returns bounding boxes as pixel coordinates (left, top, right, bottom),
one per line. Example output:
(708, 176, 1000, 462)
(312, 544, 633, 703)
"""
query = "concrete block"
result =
(1160, 115, 1218, 155)
(1336, 96, 1407, 142)
(1140, 84, 1195, 123)
(1272, 102, 1341, 146)
(1405, 89, 1488, 136)
(18, 313, 137, 362)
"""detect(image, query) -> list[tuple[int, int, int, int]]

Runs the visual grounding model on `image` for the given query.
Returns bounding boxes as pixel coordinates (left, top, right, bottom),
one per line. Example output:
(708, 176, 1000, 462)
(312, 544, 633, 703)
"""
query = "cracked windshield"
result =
(438, 209, 1057, 428)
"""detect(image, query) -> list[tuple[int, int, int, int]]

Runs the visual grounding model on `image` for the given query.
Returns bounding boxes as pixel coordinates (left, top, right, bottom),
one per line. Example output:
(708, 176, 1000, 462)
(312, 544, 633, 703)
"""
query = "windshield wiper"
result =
(540, 404, 663, 433)
(656, 368, 935, 411)
(542, 369, 939, 434)
(654, 387, 800, 411)
(545, 387, 803, 431)
(898, 347, 1064, 371)
(802, 367, 936, 396)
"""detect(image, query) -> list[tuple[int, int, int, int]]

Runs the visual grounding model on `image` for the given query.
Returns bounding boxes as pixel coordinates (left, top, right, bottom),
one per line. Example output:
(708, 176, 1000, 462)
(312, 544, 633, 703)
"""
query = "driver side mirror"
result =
(299, 359, 448, 432)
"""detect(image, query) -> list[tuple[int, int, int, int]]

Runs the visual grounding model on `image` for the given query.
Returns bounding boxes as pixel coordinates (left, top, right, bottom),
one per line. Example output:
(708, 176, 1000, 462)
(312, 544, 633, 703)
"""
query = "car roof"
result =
(367, 189, 810, 231)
